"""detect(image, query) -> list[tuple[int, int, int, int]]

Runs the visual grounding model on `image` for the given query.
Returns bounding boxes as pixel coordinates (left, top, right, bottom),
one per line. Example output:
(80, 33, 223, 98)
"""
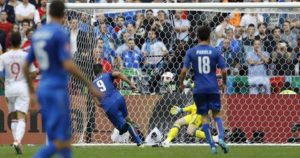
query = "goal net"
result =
(62, 2, 300, 145)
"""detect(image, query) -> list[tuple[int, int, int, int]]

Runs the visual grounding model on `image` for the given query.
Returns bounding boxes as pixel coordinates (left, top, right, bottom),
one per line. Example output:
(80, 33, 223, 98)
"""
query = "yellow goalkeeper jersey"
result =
(183, 103, 197, 114)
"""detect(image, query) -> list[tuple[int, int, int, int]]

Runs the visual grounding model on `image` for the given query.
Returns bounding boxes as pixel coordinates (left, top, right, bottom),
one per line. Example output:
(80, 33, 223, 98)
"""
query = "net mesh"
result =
(65, 7, 300, 144)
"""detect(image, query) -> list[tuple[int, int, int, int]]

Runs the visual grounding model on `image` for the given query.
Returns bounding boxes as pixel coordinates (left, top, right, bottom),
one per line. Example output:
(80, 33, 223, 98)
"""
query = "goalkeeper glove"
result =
(170, 106, 183, 115)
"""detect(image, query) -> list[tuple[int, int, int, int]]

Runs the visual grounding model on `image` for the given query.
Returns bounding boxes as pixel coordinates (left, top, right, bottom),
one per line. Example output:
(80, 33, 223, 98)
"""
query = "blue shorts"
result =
(105, 97, 128, 130)
(193, 93, 221, 115)
(37, 88, 71, 142)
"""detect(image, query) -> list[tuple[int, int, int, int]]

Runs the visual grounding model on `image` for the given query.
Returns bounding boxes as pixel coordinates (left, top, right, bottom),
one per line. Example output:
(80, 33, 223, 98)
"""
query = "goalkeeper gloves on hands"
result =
(170, 106, 183, 115)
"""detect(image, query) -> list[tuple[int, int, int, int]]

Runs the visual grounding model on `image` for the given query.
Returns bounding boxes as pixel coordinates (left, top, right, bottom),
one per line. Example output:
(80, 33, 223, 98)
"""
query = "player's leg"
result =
(194, 94, 217, 154)
(14, 96, 29, 149)
(186, 115, 205, 139)
(210, 94, 229, 154)
(7, 97, 18, 144)
(162, 116, 186, 147)
(34, 89, 72, 158)
(118, 97, 143, 146)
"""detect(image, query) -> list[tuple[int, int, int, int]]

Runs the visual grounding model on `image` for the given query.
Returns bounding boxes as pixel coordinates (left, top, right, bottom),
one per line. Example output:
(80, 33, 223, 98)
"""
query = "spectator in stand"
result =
(0, 29, 4, 54)
(242, 24, 256, 55)
(0, 0, 14, 24)
(255, 22, 272, 53)
(135, 11, 146, 48)
(141, 9, 155, 33)
(234, 26, 243, 41)
(5, 24, 19, 49)
(37, 0, 47, 24)
(0, 10, 13, 38)
(120, 38, 144, 69)
(126, 23, 137, 39)
(21, 28, 33, 52)
(70, 18, 79, 57)
(97, 23, 115, 51)
(240, 13, 263, 36)
(220, 38, 236, 69)
(15, 0, 36, 22)
(294, 53, 300, 76)
(215, 15, 235, 44)
(116, 32, 141, 56)
(282, 20, 298, 52)
(142, 29, 168, 68)
(114, 16, 127, 45)
(271, 41, 294, 76)
(20, 20, 31, 44)
(93, 13, 113, 34)
(95, 38, 118, 66)
(174, 10, 190, 42)
(247, 39, 270, 94)
(218, 28, 241, 54)
(8, 0, 21, 9)
(79, 12, 91, 33)
(93, 38, 118, 72)
(151, 10, 173, 50)
(269, 26, 288, 54)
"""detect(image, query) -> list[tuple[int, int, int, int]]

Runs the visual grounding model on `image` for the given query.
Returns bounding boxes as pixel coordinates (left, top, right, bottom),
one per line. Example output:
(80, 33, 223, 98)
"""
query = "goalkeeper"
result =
(161, 103, 218, 147)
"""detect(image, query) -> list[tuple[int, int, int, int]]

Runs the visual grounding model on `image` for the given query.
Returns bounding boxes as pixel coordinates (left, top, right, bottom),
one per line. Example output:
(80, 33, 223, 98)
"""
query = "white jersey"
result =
(0, 49, 36, 97)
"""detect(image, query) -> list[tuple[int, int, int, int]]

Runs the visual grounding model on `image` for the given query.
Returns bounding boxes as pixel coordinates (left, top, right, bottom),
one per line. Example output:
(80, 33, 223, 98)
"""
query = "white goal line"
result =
(72, 143, 300, 147)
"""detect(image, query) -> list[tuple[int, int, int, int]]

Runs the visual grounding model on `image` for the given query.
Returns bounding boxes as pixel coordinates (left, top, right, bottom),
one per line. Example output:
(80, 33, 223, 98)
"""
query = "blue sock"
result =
(214, 117, 225, 140)
(59, 148, 72, 158)
(127, 123, 142, 145)
(202, 123, 215, 148)
(34, 142, 56, 158)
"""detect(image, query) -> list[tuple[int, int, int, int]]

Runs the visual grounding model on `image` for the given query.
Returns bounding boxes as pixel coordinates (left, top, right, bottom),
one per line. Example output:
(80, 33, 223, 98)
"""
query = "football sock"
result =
(127, 123, 142, 145)
(214, 117, 225, 140)
(166, 126, 180, 142)
(16, 119, 25, 143)
(202, 123, 215, 148)
(11, 119, 18, 142)
(34, 142, 56, 158)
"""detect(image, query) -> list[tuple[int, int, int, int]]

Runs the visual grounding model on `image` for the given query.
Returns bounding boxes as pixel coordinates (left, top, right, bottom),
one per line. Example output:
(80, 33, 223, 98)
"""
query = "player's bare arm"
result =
(112, 71, 137, 90)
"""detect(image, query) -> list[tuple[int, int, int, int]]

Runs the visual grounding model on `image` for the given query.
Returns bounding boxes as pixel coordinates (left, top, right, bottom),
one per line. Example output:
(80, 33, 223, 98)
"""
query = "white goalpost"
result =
(48, 2, 300, 146)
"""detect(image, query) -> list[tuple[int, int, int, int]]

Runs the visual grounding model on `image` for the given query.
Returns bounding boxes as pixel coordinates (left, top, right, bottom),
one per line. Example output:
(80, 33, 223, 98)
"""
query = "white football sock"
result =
(16, 119, 26, 144)
(11, 120, 18, 142)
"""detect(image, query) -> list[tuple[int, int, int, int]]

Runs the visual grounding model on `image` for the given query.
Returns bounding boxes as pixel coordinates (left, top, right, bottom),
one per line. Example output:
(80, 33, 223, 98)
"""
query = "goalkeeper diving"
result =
(161, 103, 218, 147)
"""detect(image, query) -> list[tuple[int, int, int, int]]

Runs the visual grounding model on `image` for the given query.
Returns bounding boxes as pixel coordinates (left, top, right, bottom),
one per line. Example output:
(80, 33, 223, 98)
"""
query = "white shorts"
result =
(7, 96, 30, 114)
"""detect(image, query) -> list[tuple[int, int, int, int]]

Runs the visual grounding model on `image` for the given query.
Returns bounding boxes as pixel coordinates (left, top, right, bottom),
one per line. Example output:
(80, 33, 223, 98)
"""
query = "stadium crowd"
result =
(0, 0, 300, 94)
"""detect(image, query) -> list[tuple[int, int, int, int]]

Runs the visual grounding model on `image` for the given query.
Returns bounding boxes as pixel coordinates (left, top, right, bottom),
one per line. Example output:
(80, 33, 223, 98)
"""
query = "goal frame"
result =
(47, 2, 300, 147)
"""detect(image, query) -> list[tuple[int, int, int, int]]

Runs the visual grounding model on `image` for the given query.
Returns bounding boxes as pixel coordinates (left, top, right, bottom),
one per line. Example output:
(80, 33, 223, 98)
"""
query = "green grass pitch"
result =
(0, 145, 299, 158)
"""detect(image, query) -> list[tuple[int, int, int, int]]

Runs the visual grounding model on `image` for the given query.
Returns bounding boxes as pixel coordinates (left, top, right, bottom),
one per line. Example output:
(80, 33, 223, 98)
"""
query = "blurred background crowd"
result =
(1, 0, 300, 95)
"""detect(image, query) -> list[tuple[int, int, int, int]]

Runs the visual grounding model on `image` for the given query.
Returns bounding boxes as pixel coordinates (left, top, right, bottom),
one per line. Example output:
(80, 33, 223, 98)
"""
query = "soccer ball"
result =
(162, 72, 174, 84)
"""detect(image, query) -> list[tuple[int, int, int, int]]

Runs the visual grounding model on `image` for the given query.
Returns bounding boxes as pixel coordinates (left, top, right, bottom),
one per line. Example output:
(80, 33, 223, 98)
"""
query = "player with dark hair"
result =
(23, 1, 101, 158)
(179, 25, 229, 154)
(0, 32, 37, 154)
(92, 63, 143, 147)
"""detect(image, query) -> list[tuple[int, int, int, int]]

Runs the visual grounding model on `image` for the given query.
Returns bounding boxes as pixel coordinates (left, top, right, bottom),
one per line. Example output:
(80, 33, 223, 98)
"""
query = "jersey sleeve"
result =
(183, 103, 196, 113)
(26, 45, 36, 64)
(57, 31, 71, 62)
(183, 49, 191, 69)
(217, 49, 226, 69)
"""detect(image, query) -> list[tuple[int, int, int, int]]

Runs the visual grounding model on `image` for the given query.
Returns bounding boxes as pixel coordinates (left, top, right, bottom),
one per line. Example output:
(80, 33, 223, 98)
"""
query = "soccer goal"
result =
(55, 2, 300, 146)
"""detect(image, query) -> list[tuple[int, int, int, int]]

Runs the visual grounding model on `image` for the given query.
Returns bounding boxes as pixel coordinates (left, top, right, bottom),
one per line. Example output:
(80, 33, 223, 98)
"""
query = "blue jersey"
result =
(183, 44, 226, 94)
(93, 73, 122, 112)
(26, 22, 71, 90)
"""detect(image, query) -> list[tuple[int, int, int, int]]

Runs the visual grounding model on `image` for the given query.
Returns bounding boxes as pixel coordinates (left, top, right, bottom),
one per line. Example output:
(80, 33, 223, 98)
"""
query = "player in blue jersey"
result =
(179, 25, 229, 154)
(23, 1, 101, 158)
(92, 63, 143, 146)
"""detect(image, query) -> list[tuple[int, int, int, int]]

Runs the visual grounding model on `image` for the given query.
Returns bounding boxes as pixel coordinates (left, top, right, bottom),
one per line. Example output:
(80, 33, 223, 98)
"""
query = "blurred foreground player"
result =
(179, 25, 229, 154)
(23, 1, 101, 158)
(92, 63, 143, 146)
(0, 32, 37, 154)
